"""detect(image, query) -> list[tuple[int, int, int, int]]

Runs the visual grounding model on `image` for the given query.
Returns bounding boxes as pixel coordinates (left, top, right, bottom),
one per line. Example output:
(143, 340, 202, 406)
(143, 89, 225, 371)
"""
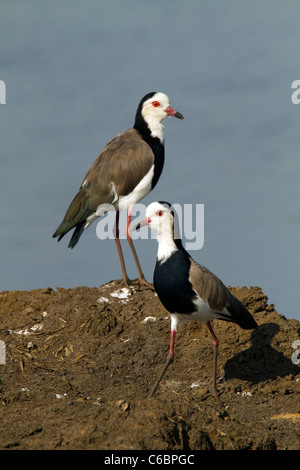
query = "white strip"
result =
(118, 165, 154, 211)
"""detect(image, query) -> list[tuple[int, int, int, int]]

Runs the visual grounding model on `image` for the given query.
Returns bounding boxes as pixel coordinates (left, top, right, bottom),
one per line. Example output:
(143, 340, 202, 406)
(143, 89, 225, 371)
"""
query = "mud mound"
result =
(0, 282, 299, 450)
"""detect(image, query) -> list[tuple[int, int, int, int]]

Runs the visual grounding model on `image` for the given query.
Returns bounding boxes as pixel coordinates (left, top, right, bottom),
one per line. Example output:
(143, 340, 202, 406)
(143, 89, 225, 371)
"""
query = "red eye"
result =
(156, 210, 163, 217)
(152, 101, 160, 107)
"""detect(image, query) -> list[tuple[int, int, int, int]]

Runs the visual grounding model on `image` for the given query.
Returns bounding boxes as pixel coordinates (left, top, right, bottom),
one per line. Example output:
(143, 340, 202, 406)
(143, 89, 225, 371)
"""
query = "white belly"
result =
(88, 164, 154, 228)
(118, 165, 154, 211)
(170, 294, 231, 332)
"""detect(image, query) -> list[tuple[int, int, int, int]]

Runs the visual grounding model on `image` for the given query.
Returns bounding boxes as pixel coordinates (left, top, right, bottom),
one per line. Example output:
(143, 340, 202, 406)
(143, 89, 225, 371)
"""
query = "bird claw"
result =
(198, 389, 223, 405)
(128, 277, 154, 290)
(133, 277, 154, 290)
(118, 276, 154, 291)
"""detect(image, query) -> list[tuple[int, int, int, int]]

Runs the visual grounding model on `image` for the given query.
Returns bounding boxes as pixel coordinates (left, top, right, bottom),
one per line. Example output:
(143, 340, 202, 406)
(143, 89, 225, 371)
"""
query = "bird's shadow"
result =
(224, 322, 300, 384)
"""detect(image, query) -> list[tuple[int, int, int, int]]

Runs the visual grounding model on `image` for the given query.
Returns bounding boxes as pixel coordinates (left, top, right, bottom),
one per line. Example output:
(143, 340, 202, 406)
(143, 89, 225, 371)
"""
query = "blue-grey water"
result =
(1, 1, 299, 321)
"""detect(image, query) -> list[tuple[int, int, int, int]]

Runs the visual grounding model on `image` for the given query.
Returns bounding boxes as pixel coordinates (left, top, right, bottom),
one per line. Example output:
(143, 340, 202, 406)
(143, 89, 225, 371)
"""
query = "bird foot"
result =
(198, 389, 223, 405)
(123, 277, 154, 290)
(118, 276, 154, 291)
(133, 277, 154, 290)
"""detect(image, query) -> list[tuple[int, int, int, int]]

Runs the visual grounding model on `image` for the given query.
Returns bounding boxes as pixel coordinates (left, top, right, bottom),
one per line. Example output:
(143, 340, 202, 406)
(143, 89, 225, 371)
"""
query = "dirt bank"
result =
(0, 282, 299, 450)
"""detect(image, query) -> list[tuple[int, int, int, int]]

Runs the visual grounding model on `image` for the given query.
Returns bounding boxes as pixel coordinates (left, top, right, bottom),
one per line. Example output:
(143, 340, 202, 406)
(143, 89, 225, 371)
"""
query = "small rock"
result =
(116, 399, 130, 411)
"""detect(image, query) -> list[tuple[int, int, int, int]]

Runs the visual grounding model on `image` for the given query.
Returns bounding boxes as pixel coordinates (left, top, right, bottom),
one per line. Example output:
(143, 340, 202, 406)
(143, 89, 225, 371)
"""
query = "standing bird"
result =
(135, 201, 258, 398)
(52, 93, 183, 286)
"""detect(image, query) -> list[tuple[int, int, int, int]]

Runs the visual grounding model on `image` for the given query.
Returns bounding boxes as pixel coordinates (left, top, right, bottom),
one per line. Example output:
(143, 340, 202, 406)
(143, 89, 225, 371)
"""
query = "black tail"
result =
(67, 221, 86, 249)
(52, 221, 86, 249)
(227, 294, 258, 330)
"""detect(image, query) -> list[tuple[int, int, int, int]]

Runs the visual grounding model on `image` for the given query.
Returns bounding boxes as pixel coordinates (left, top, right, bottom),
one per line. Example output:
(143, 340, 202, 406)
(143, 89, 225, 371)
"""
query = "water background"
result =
(1, 1, 299, 320)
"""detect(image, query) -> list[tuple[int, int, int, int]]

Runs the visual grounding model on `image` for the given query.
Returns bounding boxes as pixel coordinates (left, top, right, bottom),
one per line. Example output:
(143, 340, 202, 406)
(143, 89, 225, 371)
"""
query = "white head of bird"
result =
(141, 92, 183, 141)
(138, 201, 178, 262)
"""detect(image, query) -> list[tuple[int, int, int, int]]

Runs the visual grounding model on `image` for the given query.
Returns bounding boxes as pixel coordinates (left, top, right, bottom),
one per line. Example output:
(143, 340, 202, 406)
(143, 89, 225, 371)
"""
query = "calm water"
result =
(1, 1, 299, 321)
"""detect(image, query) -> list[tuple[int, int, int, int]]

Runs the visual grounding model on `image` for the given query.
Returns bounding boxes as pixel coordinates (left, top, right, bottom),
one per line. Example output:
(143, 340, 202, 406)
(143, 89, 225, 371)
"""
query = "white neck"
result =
(156, 223, 177, 263)
(141, 103, 166, 143)
(146, 117, 165, 142)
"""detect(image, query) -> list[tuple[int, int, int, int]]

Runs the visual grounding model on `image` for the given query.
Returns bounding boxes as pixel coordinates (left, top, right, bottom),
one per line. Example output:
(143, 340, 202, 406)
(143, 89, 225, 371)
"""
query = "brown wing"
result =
(188, 258, 231, 312)
(53, 128, 154, 238)
(83, 128, 155, 206)
(188, 258, 258, 329)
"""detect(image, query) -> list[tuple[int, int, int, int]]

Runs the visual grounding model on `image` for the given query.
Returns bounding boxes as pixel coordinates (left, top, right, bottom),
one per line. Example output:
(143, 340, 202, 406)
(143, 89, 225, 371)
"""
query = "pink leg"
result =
(114, 211, 130, 285)
(149, 330, 176, 397)
(207, 321, 219, 397)
(126, 209, 150, 287)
